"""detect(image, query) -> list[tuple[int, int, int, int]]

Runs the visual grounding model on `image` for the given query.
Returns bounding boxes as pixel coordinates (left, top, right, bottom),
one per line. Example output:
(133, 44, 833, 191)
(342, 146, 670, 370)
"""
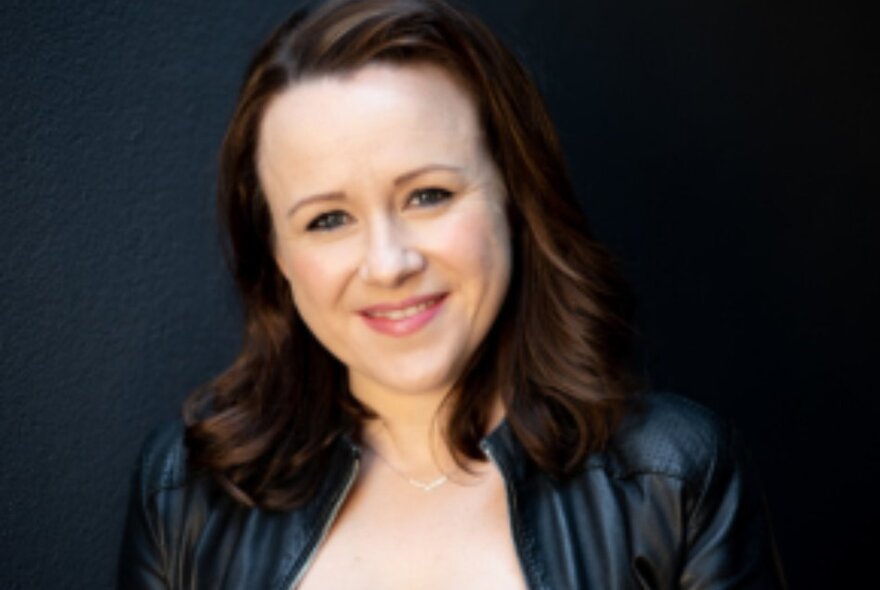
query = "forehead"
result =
(256, 62, 485, 184)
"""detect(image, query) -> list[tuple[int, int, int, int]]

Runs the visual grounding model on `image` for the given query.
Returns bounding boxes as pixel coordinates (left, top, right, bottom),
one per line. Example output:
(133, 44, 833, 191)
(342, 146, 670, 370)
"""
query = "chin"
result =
(366, 361, 463, 397)
(346, 336, 477, 398)
(382, 373, 457, 397)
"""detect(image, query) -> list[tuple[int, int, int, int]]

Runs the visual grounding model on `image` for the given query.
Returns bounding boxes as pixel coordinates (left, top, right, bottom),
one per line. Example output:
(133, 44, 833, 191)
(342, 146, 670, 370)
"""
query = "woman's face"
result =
(257, 62, 511, 401)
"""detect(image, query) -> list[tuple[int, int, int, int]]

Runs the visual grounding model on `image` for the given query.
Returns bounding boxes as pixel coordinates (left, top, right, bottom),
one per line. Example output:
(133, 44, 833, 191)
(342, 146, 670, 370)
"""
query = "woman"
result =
(119, 0, 785, 588)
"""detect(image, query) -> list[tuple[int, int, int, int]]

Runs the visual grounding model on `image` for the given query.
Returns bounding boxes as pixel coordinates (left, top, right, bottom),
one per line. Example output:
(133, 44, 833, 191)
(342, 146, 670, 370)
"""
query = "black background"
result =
(1, 0, 876, 587)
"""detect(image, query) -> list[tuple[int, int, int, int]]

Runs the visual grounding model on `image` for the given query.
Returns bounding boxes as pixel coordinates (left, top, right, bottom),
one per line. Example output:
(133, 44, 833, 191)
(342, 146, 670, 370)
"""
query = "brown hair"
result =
(184, 0, 637, 509)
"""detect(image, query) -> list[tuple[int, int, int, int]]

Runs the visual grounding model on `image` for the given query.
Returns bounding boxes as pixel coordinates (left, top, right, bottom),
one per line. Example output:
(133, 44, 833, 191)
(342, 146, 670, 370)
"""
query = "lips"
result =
(358, 293, 447, 336)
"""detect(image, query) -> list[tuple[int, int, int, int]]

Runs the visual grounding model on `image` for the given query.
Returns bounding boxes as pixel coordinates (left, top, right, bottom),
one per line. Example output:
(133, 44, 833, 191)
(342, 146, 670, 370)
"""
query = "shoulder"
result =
(132, 420, 190, 496)
(123, 421, 226, 559)
(119, 421, 202, 586)
(599, 392, 737, 489)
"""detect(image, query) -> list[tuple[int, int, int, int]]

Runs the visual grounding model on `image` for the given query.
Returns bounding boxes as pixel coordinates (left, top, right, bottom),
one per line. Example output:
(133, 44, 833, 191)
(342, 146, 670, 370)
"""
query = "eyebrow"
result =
(285, 191, 345, 219)
(285, 163, 462, 218)
(393, 163, 462, 187)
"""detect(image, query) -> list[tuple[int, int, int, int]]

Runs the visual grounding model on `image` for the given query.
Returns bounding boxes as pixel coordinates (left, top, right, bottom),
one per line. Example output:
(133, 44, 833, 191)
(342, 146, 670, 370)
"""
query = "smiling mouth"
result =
(358, 293, 448, 336)
(362, 297, 444, 320)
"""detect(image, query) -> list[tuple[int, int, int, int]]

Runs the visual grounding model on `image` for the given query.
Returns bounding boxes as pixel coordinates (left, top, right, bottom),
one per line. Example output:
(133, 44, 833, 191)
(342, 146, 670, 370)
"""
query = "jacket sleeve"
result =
(117, 427, 175, 589)
(680, 426, 787, 589)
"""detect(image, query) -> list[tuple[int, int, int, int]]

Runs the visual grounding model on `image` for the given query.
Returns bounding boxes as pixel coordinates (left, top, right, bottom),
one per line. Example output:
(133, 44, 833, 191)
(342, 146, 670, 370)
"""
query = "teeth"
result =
(367, 299, 437, 320)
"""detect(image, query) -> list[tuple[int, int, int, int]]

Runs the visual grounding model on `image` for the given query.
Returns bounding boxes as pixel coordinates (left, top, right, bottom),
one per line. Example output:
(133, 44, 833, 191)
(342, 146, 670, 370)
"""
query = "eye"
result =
(306, 210, 351, 231)
(407, 187, 453, 208)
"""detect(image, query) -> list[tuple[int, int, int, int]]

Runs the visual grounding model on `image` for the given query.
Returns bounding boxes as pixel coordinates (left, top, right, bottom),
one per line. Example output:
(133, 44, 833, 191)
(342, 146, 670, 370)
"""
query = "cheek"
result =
(434, 202, 511, 281)
(282, 244, 353, 310)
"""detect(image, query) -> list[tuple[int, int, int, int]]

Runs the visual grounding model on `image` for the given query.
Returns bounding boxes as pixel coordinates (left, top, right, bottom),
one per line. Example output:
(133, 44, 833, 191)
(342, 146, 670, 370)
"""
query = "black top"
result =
(118, 393, 786, 589)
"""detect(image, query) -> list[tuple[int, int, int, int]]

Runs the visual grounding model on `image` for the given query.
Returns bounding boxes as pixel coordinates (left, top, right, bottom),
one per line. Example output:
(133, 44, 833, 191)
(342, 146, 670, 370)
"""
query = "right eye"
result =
(306, 210, 351, 232)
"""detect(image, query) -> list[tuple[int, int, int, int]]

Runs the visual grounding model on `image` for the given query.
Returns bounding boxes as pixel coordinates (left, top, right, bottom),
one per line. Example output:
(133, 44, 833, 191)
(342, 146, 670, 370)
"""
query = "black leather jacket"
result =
(118, 394, 786, 589)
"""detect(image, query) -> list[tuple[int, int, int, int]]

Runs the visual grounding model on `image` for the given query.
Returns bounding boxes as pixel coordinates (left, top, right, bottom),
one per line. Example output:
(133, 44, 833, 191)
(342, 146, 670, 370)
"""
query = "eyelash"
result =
(306, 210, 351, 231)
(304, 188, 454, 232)
(406, 187, 453, 207)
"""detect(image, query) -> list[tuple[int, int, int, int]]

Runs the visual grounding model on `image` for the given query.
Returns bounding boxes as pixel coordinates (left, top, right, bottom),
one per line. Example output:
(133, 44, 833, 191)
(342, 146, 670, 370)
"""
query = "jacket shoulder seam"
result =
(598, 392, 729, 488)
(137, 420, 190, 497)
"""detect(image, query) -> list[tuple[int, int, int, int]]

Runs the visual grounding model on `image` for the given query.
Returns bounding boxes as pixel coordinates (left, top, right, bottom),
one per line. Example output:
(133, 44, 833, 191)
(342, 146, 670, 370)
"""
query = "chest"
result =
(296, 465, 529, 590)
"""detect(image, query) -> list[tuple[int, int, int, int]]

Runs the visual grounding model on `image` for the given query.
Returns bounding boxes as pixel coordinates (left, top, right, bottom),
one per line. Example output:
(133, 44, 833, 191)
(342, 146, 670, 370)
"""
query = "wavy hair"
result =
(184, 0, 637, 509)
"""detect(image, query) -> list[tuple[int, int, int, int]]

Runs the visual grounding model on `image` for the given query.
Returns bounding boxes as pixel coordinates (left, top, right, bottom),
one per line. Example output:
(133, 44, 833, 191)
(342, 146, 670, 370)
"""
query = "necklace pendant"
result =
(408, 475, 448, 492)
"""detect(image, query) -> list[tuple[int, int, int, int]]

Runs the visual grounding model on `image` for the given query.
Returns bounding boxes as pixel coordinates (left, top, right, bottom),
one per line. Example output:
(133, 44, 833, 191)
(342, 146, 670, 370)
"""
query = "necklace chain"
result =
(368, 446, 451, 492)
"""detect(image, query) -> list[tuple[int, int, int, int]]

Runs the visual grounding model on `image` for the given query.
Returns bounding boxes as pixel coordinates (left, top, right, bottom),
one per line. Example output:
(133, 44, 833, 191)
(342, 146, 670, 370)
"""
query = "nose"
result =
(359, 216, 425, 286)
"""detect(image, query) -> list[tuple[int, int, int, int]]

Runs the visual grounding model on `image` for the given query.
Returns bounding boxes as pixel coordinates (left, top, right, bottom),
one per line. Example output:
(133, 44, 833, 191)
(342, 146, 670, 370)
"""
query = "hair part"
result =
(184, 0, 638, 510)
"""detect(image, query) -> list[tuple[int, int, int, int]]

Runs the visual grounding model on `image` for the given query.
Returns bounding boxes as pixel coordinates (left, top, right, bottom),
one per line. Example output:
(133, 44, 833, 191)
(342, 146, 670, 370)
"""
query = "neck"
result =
(356, 382, 453, 475)
(349, 378, 505, 480)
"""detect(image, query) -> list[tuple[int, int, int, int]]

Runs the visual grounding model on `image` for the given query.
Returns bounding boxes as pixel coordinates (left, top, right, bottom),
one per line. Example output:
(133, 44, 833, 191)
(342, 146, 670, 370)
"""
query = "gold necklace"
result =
(367, 446, 450, 492)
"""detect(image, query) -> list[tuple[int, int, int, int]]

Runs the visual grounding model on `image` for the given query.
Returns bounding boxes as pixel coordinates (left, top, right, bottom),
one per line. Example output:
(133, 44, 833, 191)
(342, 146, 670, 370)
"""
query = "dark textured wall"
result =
(1, 0, 875, 588)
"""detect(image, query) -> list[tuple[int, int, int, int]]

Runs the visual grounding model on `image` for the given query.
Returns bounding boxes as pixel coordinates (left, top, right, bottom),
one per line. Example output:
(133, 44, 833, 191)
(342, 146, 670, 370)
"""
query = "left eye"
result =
(407, 188, 453, 208)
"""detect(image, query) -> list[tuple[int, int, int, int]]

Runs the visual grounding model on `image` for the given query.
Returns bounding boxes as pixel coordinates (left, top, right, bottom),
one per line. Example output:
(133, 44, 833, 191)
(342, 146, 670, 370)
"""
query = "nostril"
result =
(359, 247, 425, 284)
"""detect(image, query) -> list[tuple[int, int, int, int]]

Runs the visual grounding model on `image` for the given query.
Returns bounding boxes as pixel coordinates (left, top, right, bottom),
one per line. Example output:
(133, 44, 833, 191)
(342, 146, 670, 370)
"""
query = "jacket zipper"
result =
(286, 456, 361, 590)
(480, 440, 540, 590)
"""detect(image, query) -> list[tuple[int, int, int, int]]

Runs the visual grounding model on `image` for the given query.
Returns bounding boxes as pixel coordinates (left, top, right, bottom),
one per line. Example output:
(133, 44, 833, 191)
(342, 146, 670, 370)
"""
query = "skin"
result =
(258, 62, 511, 466)
(256, 63, 526, 588)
